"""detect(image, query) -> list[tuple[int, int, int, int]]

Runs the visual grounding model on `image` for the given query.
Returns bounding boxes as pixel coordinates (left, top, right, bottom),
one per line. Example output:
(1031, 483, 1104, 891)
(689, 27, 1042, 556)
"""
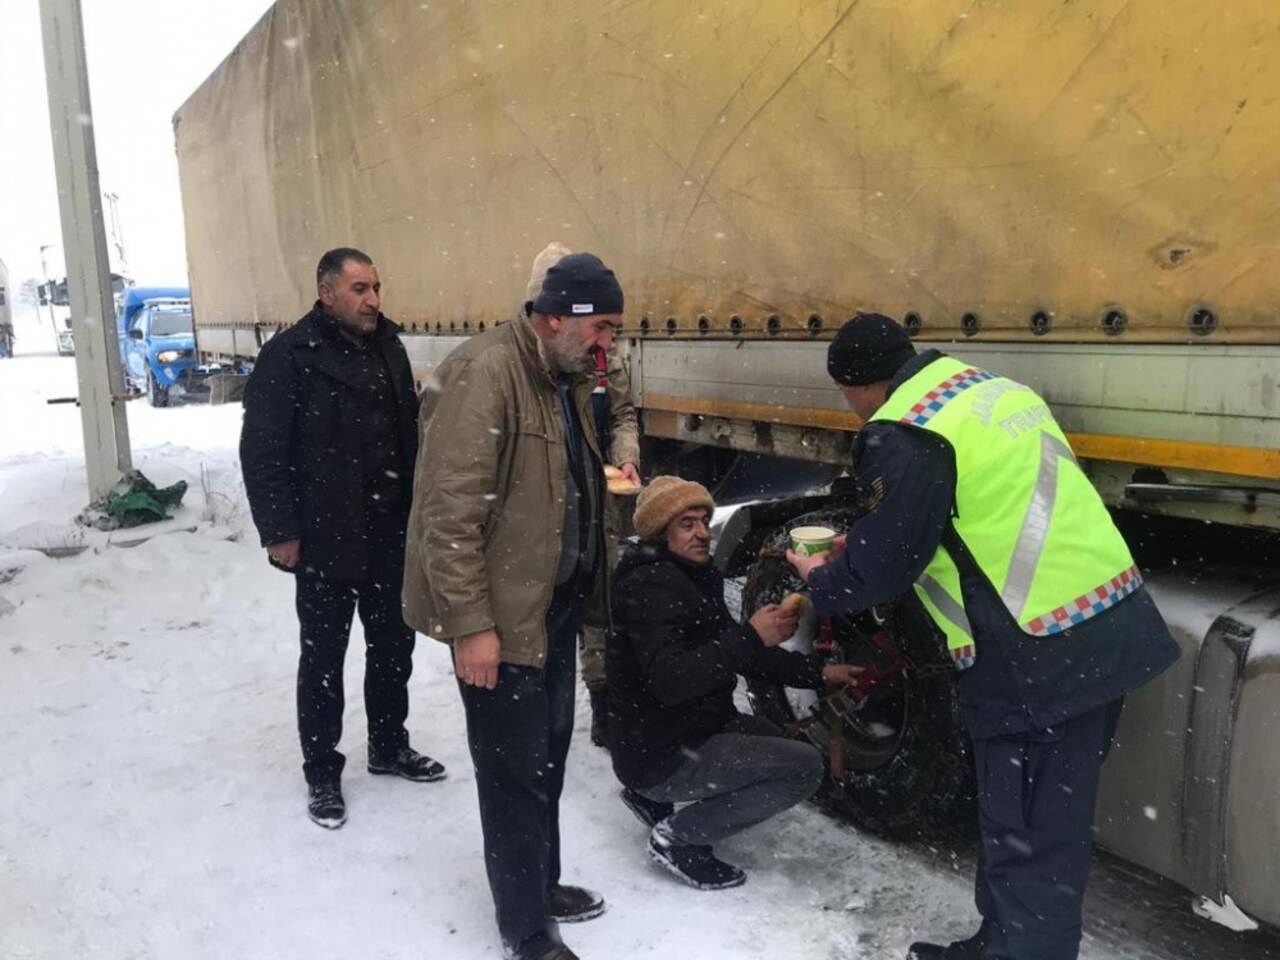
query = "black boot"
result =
(368, 745, 447, 782)
(907, 922, 991, 959)
(307, 780, 346, 830)
(504, 929, 580, 960)
(620, 787, 674, 829)
(647, 819, 746, 891)
(548, 883, 606, 923)
(588, 687, 609, 749)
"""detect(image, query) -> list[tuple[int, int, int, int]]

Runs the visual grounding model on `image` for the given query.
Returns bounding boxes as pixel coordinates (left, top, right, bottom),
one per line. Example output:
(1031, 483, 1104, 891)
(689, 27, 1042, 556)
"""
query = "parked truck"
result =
(174, 0, 1280, 932)
(37, 277, 75, 356)
(116, 286, 214, 406)
(0, 258, 13, 358)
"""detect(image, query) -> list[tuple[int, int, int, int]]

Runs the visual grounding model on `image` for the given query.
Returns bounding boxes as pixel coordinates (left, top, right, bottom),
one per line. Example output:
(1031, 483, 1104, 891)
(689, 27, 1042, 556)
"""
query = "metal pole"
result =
(39, 0, 132, 503)
(104, 191, 129, 275)
(38, 244, 58, 343)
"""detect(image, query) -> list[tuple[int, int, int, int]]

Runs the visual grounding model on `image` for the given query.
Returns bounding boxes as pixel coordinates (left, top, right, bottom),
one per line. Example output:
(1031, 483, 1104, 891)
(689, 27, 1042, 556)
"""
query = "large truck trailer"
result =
(174, 0, 1280, 930)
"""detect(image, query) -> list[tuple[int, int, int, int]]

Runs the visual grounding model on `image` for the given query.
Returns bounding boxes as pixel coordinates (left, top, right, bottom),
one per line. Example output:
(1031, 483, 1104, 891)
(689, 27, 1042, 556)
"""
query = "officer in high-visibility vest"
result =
(787, 314, 1180, 960)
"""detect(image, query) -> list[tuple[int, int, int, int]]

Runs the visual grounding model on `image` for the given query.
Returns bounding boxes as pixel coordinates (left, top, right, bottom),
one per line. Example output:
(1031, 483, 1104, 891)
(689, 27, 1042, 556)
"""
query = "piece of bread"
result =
(602, 464, 624, 479)
(607, 476, 641, 495)
(780, 592, 810, 616)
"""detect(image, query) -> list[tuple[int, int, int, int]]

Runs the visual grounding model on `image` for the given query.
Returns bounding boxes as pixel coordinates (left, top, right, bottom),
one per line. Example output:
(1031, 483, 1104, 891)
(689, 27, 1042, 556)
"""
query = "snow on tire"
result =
(741, 507, 977, 841)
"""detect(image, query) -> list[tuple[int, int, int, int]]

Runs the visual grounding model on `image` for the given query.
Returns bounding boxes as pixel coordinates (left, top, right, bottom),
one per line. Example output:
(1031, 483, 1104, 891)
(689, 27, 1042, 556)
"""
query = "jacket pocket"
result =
(486, 422, 557, 547)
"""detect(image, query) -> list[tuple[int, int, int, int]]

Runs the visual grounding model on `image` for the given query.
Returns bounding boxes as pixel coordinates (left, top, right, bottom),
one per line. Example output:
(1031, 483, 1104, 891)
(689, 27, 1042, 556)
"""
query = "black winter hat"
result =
(827, 313, 916, 386)
(530, 252, 624, 318)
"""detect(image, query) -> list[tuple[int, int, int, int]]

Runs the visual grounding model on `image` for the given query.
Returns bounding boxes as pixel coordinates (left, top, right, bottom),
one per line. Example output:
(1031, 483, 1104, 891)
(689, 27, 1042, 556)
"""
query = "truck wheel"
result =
(741, 508, 977, 840)
(147, 370, 170, 408)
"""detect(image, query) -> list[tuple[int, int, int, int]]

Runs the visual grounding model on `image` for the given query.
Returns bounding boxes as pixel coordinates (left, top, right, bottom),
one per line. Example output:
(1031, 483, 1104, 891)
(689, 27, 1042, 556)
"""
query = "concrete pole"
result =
(40, 0, 132, 503)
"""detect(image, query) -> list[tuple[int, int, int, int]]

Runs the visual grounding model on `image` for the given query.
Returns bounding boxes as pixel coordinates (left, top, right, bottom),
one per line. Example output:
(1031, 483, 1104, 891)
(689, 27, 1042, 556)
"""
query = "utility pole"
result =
(103, 190, 129, 276)
(38, 243, 58, 340)
(40, 0, 132, 503)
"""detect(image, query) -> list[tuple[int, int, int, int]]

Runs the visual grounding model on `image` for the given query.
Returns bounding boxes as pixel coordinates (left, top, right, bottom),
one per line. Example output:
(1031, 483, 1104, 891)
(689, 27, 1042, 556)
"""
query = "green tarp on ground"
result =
(104, 471, 188, 528)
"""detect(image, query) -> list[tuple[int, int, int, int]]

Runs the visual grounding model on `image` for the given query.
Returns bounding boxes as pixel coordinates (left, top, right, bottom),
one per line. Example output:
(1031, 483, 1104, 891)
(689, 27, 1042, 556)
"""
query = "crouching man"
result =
(607, 476, 861, 890)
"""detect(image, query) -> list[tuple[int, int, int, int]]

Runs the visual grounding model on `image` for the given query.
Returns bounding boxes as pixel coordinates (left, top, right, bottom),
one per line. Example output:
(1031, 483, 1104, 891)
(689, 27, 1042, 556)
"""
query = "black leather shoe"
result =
(368, 746, 447, 782)
(906, 945, 948, 960)
(620, 787, 673, 829)
(548, 883, 606, 923)
(907, 923, 990, 959)
(307, 781, 346, 830)
(504, 930, 580, 960)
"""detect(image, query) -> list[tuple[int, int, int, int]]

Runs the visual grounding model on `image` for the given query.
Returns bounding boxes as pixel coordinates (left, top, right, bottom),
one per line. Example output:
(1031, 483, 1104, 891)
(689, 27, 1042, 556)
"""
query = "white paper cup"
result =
(790, 525, 837, 556)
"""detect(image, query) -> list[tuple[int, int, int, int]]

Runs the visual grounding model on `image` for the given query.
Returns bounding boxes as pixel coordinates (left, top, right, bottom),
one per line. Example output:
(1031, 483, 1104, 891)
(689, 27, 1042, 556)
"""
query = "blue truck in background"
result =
(117, 286, 213, 406)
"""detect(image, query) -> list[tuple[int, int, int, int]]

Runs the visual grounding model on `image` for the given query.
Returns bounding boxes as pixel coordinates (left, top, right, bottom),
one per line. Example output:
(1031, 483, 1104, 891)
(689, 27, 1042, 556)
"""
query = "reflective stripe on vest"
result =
(918, 564, 976, 669)
(870, 357, 1140, 669)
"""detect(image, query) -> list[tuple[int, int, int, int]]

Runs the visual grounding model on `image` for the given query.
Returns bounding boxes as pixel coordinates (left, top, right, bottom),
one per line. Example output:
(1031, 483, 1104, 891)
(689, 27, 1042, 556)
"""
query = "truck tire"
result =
(741, 508, 977, 840)
(147, 369, 170, 408)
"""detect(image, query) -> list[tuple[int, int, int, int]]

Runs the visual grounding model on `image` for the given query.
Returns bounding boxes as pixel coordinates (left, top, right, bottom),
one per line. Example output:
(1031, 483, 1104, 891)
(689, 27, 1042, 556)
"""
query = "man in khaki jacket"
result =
(404, 253, 624, 960)
(522, 243, 640, 747)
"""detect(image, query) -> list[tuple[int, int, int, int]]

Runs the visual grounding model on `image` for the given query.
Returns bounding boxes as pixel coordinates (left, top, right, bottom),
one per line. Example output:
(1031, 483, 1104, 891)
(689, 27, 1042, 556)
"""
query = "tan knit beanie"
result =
(633, 475, 715, 540)
(525, 241, 573, 305)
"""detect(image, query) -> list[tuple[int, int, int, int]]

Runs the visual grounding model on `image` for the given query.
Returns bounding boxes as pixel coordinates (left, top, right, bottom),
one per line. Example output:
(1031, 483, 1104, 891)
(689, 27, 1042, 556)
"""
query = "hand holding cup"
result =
(786, 525, 847, 582)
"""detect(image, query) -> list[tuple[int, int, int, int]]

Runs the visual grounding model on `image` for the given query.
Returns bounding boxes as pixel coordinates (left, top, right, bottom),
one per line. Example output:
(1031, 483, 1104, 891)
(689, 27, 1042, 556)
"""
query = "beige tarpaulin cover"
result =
(174, 0, 1280, 351)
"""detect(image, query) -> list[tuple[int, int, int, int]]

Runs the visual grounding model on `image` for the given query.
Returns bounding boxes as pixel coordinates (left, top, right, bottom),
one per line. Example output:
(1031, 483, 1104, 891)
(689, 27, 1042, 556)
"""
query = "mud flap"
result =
(1182, 615, 1254, 904)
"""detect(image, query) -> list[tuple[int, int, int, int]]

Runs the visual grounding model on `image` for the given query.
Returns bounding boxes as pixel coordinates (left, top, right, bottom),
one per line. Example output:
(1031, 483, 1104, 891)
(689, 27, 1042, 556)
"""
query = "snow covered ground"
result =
(0, 339, 1274, 960)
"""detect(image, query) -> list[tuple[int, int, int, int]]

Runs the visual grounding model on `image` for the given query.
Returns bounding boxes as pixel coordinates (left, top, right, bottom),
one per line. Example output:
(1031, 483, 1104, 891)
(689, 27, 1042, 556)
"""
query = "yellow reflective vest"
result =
(868, 356, 1140, 669)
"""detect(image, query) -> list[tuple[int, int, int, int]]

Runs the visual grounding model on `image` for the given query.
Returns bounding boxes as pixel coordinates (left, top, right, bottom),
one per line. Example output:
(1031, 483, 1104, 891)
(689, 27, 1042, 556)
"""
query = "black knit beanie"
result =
(827, 313, 916, 386)
(530, 252, 624, 317)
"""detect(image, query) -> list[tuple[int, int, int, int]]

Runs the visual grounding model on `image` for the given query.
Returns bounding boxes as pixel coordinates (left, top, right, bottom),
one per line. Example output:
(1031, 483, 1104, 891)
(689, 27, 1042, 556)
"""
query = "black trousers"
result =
(294, 511, 415, 786)
(973, 698, 1124, 960)
(458, 580, 583, 950)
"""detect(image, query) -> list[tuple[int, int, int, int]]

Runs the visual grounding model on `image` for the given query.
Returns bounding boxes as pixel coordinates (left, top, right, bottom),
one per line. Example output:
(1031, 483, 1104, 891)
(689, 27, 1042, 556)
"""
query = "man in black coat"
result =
(608, 476, 862, 890)
(240, 247, 445, 829)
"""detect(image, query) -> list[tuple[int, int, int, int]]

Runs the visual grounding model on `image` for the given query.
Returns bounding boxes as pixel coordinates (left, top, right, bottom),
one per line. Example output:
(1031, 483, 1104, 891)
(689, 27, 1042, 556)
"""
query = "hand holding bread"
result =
(604, 463, 641, 495)
(780, 592, 810, 617)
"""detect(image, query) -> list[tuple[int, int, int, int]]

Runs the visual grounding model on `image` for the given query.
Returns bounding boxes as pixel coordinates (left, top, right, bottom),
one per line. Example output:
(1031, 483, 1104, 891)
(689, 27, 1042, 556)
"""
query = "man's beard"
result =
(548, 321, 593, 375)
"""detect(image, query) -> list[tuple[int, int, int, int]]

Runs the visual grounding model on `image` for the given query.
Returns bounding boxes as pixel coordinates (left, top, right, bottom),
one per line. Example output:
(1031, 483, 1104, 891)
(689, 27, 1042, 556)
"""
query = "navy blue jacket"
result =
(239, 304, 419, 581)
(808, 351, 1180, 739)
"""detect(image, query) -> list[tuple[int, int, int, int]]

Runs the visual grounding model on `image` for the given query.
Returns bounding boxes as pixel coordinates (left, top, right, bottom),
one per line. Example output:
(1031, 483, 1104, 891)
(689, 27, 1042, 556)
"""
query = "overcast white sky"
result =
(0, 0, 275, 293)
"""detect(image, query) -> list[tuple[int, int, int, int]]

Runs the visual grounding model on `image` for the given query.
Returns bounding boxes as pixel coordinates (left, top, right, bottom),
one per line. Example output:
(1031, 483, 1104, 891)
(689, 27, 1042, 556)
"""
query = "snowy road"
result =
(1, 350, 1275, 960)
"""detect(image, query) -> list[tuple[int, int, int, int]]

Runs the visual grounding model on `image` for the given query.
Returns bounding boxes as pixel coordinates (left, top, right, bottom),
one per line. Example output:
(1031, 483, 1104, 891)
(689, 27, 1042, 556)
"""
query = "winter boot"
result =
(647, 818, 746, 891)
(504, 929, 580, 960)
(307, 781, 346, 830)
(368, 745, 447, 782)
(620, 787, 674, 829)
(907, 922, 992, 959)
(548, 883, 606, 923)
(588, 687, 609, 749)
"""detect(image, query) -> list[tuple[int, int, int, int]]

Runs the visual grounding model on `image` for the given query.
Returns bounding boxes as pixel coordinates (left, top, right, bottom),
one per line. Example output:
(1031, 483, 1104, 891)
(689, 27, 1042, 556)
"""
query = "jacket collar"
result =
(510, 314, 592, 388)
(299, 301, 402, 347)
(623, 540, 720, 585)
(290, 303, 408, 396)
(885, 348, 947, 399)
